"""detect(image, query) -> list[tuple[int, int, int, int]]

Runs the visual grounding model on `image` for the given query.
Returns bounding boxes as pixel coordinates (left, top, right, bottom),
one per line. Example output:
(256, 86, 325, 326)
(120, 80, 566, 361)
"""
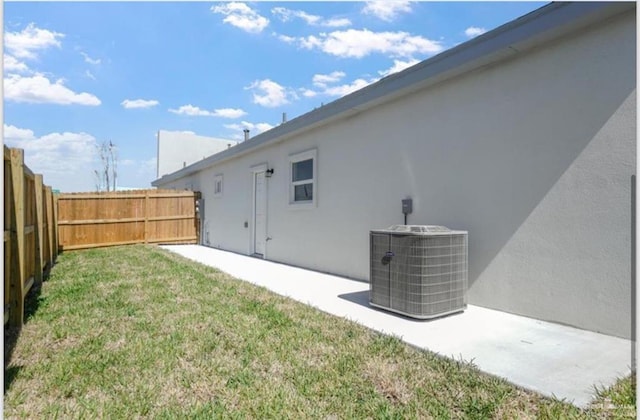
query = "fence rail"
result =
(57, 189, 199, 251)
(4, 146, 58, 328)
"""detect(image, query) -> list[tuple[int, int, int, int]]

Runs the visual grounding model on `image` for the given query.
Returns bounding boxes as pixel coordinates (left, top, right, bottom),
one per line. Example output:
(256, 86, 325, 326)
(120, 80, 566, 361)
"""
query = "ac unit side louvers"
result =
(370, 225, 468, 319)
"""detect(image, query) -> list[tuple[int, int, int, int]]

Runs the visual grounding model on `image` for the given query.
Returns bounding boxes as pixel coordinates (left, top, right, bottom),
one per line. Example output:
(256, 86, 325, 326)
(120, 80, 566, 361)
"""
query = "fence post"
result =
(9, 148, 26, 328)
(34, 174, 44, 287)
(53, 193, 59, 258)
(144, 190, 149, 244)
(45, 186, 54, 270)
(4, 147, 13, 326)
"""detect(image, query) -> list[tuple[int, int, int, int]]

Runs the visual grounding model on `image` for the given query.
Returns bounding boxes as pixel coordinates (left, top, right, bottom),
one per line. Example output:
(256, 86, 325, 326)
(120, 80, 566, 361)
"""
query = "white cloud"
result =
(293, 29, 443, 59)
(121, 99, 159, 109)
(378, 58, 420, 77)
(299, 35, 322, 50)
(224, 120, 274, 139)
(3, 24, 102, 107)
(169, 104, 247, 118)
(323, 78, 375, 97)
(300, 88, 318, 98)
(80, 51, 101, 65)
(312, 71, 346, 87)
(4, 124, 100, 191)
(4, 74, 101, 105)
(324, 18, 352, 28)
(245, 79, 291, 108)
(271, 7, 351, 28)
(302, 61, 428, 99)
(362, 1, 413, 22)
(4, 124, 161, 191)
(169, 104, 211, 116)
(276, 34, 296, 44)
(4, 23, 64, 59)
(4, 55, 29, 73)
(4, 127, 97, 168)
(465, 26, 487, 38)
(213, 108, 247, 118)
(303, 71, 378, 99)
(4, 124, 36, 141)
(272, 7, 318, 25)
(211, 2, 269, 34)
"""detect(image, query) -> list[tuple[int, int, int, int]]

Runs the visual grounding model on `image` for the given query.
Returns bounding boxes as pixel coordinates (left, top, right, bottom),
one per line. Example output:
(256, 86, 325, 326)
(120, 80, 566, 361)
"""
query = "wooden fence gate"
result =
(57, 190, 199, 251)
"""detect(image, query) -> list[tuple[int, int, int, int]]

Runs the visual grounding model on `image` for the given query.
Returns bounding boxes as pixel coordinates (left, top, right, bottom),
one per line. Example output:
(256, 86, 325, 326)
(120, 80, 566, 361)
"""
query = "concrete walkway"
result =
(162, 244, 632, 408)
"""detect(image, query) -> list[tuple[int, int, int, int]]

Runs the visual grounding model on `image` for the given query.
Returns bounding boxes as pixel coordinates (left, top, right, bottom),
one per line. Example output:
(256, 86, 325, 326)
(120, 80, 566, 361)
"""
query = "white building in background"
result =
(156, 130, 237, 179)
(154, 3, 636, 339)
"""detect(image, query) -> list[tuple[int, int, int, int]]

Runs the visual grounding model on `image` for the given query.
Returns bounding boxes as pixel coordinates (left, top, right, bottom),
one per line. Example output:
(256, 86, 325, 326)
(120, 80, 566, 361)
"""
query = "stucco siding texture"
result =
(159, 11, 635, 338)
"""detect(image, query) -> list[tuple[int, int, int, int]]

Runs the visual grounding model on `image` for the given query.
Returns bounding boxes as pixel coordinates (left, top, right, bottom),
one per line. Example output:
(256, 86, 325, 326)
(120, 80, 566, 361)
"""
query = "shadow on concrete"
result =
(337, 290, 420, 322)
(337, 290, 466, 323)
(337, 290, 370, 307)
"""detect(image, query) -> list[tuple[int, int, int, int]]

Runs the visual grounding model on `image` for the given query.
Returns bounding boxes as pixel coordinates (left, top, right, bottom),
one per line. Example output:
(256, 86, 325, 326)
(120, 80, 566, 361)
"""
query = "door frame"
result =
(250, 163, 268, 258)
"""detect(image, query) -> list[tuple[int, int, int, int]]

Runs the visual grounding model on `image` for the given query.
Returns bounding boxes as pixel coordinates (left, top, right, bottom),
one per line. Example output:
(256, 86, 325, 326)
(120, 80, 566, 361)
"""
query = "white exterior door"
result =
(253, 170, 267, 256)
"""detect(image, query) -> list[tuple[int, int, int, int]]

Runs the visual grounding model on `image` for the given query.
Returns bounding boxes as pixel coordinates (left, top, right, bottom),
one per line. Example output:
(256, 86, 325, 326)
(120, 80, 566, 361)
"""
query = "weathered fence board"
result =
(57, 190, 198, 250)
(4, 146, 57, 328)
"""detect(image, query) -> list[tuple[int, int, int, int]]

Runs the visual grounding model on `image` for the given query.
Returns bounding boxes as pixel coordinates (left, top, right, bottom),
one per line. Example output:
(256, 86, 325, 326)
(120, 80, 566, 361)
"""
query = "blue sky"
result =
(3, 1, 546, 192)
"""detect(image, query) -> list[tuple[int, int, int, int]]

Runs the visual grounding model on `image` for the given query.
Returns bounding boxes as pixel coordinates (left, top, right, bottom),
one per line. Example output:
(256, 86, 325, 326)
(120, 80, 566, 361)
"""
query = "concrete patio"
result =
(162, 244, 632, 408)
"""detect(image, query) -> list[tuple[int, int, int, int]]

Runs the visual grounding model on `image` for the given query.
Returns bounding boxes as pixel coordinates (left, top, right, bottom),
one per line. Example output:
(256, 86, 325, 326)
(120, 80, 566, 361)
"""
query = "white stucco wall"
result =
(157, 130, 237, 178)
(159, 11, 635, 338)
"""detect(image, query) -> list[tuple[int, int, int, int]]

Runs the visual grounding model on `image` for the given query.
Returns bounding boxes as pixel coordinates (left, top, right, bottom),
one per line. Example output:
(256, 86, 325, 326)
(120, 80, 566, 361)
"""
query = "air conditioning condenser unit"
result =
(370, 225, 468, 319)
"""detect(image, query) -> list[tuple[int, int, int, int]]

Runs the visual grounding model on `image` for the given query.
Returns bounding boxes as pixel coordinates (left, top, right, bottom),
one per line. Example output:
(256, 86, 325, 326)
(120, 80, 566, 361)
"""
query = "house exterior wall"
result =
(159, 11, 635, 338)
(157, 130, 236, 178)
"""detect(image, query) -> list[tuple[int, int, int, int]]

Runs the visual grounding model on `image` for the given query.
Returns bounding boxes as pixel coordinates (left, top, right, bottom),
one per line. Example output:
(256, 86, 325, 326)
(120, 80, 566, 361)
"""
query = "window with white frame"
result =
(213, 174, 223, 197)
(289, 149, 316, 206)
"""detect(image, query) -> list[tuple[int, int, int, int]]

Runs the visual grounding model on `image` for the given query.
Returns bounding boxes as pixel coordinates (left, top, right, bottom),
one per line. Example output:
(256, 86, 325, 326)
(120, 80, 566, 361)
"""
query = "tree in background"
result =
(94, 140, 118, 192)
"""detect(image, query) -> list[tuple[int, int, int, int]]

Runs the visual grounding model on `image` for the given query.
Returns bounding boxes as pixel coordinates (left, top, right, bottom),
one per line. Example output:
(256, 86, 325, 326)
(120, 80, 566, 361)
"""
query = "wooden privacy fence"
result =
(4, 146, 59, 328)
(57, 189, 199, 251)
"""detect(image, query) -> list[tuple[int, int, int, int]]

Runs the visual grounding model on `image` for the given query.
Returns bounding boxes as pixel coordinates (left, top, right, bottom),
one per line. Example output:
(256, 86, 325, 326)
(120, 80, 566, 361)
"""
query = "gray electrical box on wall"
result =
(402, 198, 413, 215)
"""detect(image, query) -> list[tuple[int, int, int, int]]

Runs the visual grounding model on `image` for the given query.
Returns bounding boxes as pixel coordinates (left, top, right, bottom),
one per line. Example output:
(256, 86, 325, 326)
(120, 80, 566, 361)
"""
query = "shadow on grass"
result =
(5, 283, 46, 352)
(4, 365, 22, 395)
(24, 283, 47, 323)
(4, 277, 48, 393)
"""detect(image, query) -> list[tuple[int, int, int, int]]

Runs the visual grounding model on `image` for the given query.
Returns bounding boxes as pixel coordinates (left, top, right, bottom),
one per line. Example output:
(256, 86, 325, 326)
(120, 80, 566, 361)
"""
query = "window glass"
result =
(292, 159, 313, 182)
(294, 183, 313, 201)
(213, 174, 223, 197)
(289, 149, 316, 207)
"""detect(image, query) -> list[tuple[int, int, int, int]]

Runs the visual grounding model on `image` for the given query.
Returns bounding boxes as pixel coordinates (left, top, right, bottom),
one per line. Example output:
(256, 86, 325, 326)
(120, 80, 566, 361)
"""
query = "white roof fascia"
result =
(153, 2, 634, 187)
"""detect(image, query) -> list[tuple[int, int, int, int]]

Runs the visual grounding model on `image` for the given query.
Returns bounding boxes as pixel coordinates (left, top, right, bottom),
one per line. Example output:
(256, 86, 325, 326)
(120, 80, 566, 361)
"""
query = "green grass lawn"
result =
(4, 245, 635, 419)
